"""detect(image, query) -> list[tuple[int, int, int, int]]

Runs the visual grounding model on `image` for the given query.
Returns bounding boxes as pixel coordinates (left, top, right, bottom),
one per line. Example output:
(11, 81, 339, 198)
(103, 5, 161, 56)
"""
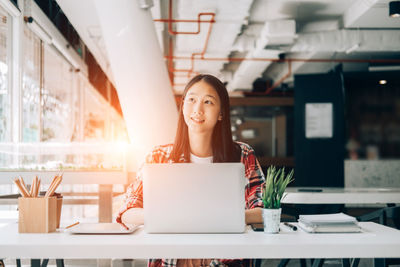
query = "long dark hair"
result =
(170, 74, 241, 163)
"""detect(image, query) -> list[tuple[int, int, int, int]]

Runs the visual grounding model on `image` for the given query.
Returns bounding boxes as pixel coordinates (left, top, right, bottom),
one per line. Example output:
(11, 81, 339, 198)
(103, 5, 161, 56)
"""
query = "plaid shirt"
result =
(116, 141, 265, 267)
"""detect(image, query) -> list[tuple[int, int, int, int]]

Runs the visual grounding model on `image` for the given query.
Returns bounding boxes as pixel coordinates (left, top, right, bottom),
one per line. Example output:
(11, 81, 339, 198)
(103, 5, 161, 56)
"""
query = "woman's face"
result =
(182, 81, 222, 135)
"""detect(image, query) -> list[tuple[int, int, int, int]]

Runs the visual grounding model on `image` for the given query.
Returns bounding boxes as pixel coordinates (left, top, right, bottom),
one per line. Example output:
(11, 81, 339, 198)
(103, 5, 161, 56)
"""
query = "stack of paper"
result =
(298, 213, 362, 233)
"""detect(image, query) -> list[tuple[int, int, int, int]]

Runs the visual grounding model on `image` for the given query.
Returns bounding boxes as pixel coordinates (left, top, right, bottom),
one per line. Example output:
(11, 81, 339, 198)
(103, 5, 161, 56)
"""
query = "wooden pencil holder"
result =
(56, 196, 63, 229)
(18, 197, 57, 233)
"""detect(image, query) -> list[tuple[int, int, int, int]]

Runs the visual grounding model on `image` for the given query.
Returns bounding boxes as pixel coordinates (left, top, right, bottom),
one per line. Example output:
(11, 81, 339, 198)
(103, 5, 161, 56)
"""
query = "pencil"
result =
(65, 222, 79, 229)
(13, 179, 29, 197)
(19, 176, 30, 197)
(46, 176, 62, 197)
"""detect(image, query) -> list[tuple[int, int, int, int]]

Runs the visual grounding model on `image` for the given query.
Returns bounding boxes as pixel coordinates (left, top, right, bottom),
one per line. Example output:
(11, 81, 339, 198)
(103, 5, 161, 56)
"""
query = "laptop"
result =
(143, 163, 246, 233)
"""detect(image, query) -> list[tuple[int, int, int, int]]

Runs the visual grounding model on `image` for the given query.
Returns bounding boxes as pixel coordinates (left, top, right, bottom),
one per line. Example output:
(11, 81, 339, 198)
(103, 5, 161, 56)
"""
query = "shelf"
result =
(229, 97, 294, 107)
(258, 157, 295, 167)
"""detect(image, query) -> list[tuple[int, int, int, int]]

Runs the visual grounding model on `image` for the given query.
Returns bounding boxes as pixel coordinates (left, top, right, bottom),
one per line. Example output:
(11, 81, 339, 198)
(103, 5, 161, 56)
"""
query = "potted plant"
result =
(262, 166, 294, 233)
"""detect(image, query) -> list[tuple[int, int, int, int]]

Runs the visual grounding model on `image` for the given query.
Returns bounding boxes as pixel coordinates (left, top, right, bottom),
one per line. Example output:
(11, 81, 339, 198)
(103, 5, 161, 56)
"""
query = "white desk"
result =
(0, 222, 399, 260)
(283, 187, 400, 204)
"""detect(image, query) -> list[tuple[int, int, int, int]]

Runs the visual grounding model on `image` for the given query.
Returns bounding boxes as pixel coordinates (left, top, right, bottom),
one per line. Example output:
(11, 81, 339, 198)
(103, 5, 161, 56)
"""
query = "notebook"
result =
(143, 163, 246, 233)
(298, 213, 362, 233)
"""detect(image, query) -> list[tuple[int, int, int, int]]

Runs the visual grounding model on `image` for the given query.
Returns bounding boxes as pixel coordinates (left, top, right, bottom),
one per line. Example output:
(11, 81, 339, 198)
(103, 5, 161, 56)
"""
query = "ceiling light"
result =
(379, 80, 387, 85)
(368, 65, 400, 72)
(389, 1, 400, 17)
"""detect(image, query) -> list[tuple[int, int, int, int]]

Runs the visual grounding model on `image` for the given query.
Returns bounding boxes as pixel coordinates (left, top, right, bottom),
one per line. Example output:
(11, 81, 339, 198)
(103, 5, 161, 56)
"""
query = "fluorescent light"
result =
(25, 17, 52, 44)
(368, 65, 400, 72)
(379, 80, 387, 85)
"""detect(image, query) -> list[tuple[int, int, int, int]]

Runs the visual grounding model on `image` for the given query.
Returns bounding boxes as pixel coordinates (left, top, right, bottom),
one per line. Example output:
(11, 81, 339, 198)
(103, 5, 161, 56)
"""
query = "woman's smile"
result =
(190, 116, 205, 124)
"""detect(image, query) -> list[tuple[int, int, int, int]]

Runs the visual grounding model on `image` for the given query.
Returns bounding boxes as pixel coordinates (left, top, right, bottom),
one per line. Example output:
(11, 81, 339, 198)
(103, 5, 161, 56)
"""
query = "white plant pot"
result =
(262, 208, 281, 234)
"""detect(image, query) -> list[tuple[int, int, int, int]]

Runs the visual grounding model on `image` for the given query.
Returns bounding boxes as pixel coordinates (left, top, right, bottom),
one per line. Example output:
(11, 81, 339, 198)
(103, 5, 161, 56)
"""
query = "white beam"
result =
(94, 0, 178, 169)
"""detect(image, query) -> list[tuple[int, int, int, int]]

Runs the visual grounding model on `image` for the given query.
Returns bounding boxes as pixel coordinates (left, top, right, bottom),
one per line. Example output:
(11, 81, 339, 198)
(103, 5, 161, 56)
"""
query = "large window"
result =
(42, 45, 75, 142)
(22, 25, 41, 142)
(0, 5, 10, 142)
(83, 83, 108, 141)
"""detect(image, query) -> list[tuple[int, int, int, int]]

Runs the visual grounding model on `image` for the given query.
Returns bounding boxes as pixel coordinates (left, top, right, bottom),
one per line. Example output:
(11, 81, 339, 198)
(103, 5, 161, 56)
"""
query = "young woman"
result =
(116, 74, 265, 267)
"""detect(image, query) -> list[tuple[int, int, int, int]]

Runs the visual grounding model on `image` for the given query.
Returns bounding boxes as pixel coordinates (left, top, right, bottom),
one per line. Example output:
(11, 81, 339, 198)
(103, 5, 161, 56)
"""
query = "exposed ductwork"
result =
(228, 20, 296, 91)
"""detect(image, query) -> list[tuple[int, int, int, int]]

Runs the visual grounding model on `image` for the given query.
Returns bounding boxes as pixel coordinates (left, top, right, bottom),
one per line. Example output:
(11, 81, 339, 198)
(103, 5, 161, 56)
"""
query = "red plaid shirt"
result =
(116, 141, 265, 267)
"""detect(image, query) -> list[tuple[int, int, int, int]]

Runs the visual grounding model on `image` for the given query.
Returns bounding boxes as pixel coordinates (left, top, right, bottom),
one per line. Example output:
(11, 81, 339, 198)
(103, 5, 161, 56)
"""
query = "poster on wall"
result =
(305, 103, 333, 138)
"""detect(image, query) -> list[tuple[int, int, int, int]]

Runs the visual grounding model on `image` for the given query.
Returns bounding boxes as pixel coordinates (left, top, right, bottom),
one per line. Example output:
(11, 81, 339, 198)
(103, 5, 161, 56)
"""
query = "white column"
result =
(94, 0, 178, 168)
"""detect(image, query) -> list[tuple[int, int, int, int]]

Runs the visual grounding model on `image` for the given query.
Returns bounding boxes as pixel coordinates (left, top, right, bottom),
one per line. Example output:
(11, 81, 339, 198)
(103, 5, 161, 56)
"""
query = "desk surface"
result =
(283, 187, 400, 204)
(1, 222, 399, 259)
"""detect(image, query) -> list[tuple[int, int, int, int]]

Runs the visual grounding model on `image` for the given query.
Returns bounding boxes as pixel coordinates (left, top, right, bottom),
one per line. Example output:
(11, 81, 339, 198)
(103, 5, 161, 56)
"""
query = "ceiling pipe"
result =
(168, 56, 400, 64)
(155, 0, 216, 86)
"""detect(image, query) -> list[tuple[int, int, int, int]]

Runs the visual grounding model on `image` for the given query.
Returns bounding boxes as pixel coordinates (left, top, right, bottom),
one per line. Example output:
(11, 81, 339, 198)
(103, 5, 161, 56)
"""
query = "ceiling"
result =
(56, 0, 400, 94)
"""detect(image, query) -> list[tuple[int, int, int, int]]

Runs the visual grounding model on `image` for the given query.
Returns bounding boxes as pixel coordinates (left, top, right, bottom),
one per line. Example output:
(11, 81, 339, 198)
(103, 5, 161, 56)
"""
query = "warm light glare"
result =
(379, 80, 387, 85)
(391, 13, 400, 17)
(114, 141, 129, 154)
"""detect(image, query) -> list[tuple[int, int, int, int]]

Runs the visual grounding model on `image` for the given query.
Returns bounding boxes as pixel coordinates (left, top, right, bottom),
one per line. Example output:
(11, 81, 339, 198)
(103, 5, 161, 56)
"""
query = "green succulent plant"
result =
(262, 166, 294, 209)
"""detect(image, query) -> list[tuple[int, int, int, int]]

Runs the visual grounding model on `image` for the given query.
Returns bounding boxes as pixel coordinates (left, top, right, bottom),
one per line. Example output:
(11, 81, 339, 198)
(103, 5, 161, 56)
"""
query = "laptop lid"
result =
(143, 163, 246, 233)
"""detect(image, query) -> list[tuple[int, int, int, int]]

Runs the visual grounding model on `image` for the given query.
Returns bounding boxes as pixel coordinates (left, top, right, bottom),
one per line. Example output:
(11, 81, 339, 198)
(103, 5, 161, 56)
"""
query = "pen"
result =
(283, 222, 297, 231)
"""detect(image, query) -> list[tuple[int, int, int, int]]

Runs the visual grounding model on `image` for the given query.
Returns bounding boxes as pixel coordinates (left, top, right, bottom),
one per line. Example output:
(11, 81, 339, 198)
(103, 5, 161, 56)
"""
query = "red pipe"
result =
(166, 0, 215, 35)
(167, 55, 400, 64)
(154, 19, 214, 23)
(159, 0, 216, 85)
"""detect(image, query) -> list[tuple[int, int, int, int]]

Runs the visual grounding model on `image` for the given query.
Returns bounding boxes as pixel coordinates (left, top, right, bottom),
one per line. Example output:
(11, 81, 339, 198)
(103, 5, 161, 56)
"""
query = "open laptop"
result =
(143, 163, 246, 233)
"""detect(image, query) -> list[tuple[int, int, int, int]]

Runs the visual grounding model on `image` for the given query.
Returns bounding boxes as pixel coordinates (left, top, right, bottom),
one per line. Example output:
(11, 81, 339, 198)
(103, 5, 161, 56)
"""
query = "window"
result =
(42, 45, 75, 142)
(84, 83, 108, 141)
(22, 25, 41, 142)
(0, 5, 10, 142)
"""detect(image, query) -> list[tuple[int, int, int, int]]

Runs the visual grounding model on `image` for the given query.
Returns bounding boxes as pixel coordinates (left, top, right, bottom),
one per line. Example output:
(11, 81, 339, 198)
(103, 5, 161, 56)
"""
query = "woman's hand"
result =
(121, 208, 144, 225)
(245, 207, 263, 224)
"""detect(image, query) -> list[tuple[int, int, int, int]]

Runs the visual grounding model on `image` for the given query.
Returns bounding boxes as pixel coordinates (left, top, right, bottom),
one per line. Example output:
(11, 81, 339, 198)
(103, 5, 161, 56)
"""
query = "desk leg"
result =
(342, 259, 350, 267)
(99, 185, 113, 223)
(56, 259, 65, 267)
(311, 259, 325, 267)
(374, 258, 385, 267)
(98, 185, 112, 266)
(31, 259, 41, 267)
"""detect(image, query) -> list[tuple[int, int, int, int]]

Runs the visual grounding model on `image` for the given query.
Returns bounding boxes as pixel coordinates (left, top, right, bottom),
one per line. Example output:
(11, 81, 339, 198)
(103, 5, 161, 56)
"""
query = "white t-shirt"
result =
(190, 153, 213, 163)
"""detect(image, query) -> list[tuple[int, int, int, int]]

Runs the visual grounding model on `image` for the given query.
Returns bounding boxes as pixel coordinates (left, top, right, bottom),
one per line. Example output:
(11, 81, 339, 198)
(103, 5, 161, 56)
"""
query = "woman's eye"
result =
(186, 97, 195, 103)
(205, 100, 214, 105)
